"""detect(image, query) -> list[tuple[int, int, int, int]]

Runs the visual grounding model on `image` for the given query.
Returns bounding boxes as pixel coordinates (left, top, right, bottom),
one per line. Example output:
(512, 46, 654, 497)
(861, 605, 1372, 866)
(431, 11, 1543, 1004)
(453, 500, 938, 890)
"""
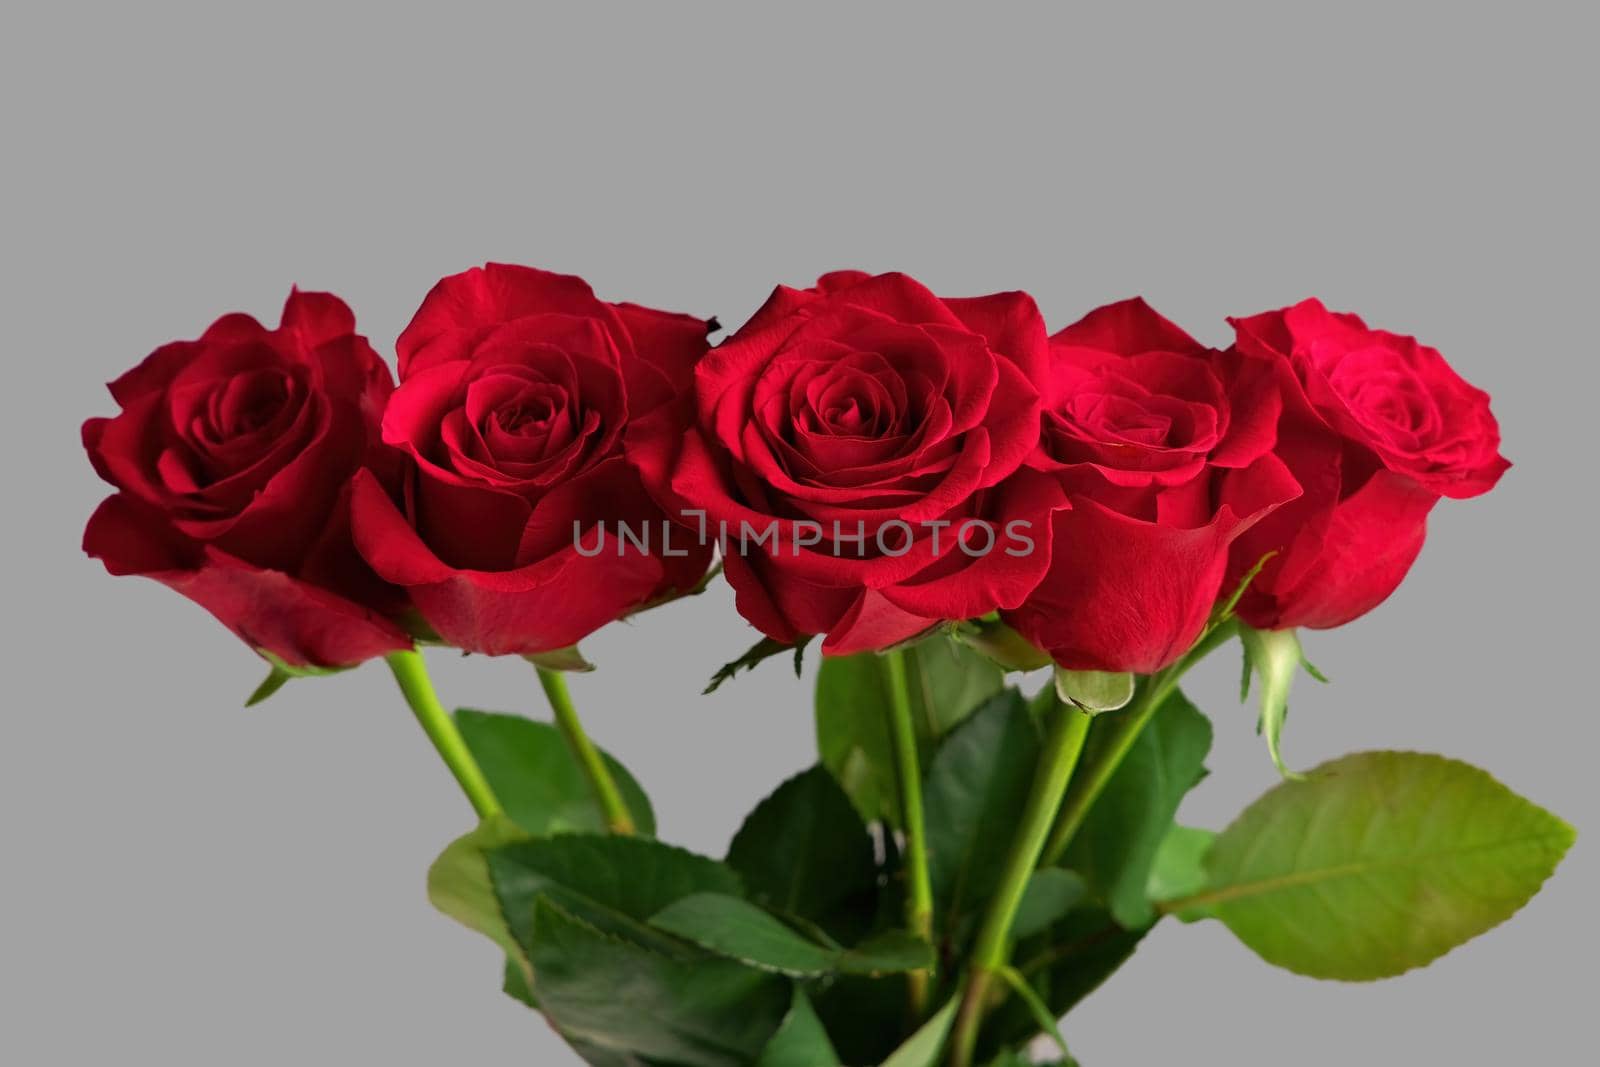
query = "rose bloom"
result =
(83, 290, 410, 668)
(1004, 299, 1300, 673)
(1224, 299, 1509, 630)
(350, 263, 714, 656)
(629, 271, 1065, 654)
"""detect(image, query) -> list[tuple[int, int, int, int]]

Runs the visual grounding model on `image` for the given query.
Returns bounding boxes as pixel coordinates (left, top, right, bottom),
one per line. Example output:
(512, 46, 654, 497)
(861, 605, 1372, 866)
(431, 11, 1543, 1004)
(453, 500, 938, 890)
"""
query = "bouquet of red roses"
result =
(84, 265, 1570, 1066)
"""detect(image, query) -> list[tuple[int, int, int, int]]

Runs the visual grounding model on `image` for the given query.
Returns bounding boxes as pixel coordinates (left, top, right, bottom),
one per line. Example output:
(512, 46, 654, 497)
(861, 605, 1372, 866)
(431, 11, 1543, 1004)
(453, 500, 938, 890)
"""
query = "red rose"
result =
(350, 263, 713, 656)
(628, 271, 1063, 654)
(1004, 299, 1300, 673)
(1225, 299, 1508, 629)
(82, 290, 410, 668)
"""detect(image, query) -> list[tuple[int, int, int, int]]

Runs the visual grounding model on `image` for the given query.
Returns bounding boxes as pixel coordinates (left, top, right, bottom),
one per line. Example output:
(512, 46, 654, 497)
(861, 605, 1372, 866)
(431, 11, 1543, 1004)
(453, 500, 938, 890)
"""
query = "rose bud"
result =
(350, 263, 714, 656)
(83, 290, 411, 669)
(1223, 298, 1509, 630)
(1004, 299, 1300, 673)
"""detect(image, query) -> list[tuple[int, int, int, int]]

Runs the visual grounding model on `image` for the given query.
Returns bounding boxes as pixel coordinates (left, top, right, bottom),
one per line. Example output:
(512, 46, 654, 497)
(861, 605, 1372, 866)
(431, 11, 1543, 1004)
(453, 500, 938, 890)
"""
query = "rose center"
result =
(1323, 344, 1440, 444)
(1066, 391, 1178, 448)
(222, 370, 292, 436)
(493, 396, 559, 435)
(822, 395, 872, 432)
(806, 368, 902, 439)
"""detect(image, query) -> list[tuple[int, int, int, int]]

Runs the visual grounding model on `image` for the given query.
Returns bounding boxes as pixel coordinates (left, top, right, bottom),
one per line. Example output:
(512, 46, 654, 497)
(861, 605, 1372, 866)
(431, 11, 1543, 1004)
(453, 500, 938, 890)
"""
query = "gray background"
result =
(3, 2, 1594, 1063)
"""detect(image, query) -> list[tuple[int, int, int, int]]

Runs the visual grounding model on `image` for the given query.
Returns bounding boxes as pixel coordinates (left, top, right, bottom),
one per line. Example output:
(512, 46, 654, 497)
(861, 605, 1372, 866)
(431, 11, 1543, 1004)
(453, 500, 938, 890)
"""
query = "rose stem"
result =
(1040, 619, 1239, 866)
(385, 649, 502, 821)
(882, 646, 935, 1016)
(535, 666, 636, 835)
(947, 699, 1092, 1067)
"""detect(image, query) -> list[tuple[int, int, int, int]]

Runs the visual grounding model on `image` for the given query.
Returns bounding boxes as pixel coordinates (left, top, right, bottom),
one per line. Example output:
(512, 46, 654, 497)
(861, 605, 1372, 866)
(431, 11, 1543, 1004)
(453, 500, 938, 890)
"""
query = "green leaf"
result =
(837, 929, 938, 976)
(880, 996, 960, 1067)
(455, 710, 655, 837)
(811, 976, 909, 1066)
(1064, 688, 1212, 928)
(651, 892, 935, 978)
(1053, 668, 1134, 712)
(427, 815, 531, 959)
(1191, 750, 1577, 980)
(910, 637, 1009, 734)
(814, 652, 896, 826)
(1144, 825, 1215, 912)
(706, 636, 810, 693)
(726, 766, 876, 932)
(815, 637, 1003, 825)
(530, 896, 790, 1067)
(651, 893, 838, 976)
(1239, 625, 1312, 778)
(502, 953, 536, 1007)
(756, 987, 841, 1067)
(489, 834, 742, 956)
(563, 1040, 652, 1067)
(1012, 869, 1088, 941)
(924, 690, 1039, 931)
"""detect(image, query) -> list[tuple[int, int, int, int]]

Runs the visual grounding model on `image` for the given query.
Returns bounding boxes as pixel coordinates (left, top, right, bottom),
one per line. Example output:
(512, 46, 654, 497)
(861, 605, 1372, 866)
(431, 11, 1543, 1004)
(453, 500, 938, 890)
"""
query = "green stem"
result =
(947, 700, 1092, 1067)
(536, 666, 635, 835)
(1040, 620, 1238, 866)
(882, 646, 934, 1016)
(385, 650, 502, 821)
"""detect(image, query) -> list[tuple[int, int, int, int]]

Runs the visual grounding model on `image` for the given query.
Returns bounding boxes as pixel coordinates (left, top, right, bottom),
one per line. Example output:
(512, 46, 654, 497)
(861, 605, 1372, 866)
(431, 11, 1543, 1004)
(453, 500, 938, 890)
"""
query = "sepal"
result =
(244, 649, 349, 706)
(953, 617, 1053, 672)
(706, 635, 812, 693)
(1053, 667, 1134, 712)
(1239, 625, 1325, 778)
(522, 645, 595, 673)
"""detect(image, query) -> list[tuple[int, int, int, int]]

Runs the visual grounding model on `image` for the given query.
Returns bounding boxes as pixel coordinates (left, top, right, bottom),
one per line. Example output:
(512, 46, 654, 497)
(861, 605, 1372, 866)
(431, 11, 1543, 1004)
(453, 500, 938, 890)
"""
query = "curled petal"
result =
(85, 494, 408, 669)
